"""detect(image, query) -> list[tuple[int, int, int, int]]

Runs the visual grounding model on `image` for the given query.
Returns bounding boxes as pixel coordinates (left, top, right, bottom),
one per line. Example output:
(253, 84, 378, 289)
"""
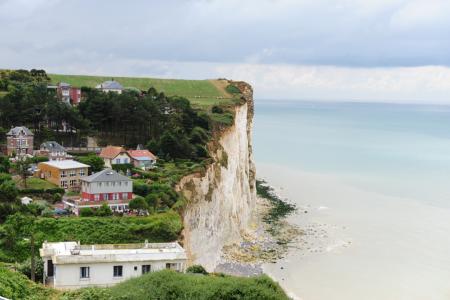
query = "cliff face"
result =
(176, 82, 256, 271)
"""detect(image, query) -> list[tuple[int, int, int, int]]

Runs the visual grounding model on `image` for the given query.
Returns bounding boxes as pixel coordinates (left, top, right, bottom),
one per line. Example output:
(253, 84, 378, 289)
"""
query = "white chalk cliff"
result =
(176, 82, 256, 271)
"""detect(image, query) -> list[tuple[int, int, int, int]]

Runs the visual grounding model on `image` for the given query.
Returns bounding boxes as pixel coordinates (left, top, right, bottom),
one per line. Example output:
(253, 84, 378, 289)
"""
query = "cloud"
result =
(0, 0, 449, 102)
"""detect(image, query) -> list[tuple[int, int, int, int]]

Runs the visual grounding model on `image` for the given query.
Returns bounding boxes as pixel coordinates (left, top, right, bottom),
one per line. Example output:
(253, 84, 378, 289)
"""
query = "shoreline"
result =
(214, 179, 304, 299)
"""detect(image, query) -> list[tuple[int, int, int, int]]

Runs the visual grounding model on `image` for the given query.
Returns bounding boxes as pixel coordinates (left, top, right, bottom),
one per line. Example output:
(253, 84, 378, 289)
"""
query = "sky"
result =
(0, 0, 450, 103)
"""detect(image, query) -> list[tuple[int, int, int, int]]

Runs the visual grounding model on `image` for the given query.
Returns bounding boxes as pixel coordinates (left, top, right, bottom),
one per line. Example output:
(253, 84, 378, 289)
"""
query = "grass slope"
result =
(14, 177, 58, 190)
(62, 270, 289, 300)
(48, 74, 234, 107)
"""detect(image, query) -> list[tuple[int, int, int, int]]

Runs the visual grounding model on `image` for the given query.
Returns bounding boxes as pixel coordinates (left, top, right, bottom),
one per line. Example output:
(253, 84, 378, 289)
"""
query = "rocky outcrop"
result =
(176, 82, 256, 271)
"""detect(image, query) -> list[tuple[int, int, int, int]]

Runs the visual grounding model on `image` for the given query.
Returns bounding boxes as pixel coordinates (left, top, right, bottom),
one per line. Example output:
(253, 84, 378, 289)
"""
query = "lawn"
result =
(14, 177, 57, 190)
(48, 74, 235, 107)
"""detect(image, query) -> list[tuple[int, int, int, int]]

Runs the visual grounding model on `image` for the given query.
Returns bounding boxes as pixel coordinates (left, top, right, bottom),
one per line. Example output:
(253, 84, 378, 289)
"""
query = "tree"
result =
(76, 154, 105, 173)
(0, 155, 10, 173)
(13, 158, 32, 188)
(0, 180, 18, 203)
(129, 196, 148, 212)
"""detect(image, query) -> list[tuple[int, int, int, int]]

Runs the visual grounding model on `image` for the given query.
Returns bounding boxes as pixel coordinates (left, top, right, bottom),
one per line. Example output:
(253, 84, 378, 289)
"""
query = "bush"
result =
(19, 187, 65, 195)
(62, 270, 289, 300)
(112, 163, 133, 173)
(52, 193, 62, 203)
(186, 264, 208, 275)
(133, 181, 151, 197)
(211, 105, 224, 114)
(0, 173, 12, 184)
(225, 84, 241, 94)
(96, 203, 112, 217)
(79, 207, 94, 217)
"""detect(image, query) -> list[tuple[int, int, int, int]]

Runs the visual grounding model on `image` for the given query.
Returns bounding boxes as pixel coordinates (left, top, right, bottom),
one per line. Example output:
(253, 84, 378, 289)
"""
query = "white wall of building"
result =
(82, 180, 132, 194)
(48, 259, 185, 289)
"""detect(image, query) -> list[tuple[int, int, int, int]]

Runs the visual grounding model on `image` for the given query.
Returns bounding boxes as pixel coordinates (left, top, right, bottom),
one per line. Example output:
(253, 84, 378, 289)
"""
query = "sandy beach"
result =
(258, 163, 450, 300)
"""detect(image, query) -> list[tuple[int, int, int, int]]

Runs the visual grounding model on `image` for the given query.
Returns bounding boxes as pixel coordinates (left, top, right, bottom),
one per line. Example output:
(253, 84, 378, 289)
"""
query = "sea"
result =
(254, 100, 450, 300)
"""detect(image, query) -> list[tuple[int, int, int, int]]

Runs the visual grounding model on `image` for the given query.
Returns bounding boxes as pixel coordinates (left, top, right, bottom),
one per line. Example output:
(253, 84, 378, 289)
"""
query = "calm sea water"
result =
(254, 100, 450, 208)
(254, 100, 450, 300)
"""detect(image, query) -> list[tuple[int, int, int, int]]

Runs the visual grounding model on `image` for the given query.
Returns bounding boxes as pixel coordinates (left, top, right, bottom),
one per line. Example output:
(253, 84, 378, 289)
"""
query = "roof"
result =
(96, 80, 123, 90)
(58, 82, 71, 87)
(40, 141, 65, 152)
(7, 126, 33, 136)
(128, 150, 157, 160)
(81, 168, 130, 183)
(40, 241, 187, 264)
(39, 160, 89, 170)
(99, 146, 128, 159)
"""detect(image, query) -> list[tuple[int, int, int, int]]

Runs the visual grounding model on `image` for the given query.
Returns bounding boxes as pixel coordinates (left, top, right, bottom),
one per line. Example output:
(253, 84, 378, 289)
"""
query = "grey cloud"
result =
(1, 0, 450, 68)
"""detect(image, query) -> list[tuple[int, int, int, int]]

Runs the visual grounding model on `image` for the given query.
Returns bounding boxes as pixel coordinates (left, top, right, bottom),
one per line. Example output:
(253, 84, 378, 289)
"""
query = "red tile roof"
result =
(127, 149, 157, 160)
(99, 146, 126, 159)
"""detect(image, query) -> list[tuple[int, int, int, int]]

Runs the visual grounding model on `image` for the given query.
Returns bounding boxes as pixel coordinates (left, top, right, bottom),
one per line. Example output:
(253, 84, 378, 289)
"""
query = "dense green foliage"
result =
(75, 154, 104, 173)
(0, 69, 50, 91)
(61, 270, 288, 300)
(0, 265, 55, 300)
(186, 264, 209, 275)
(0, 212, 182, 262)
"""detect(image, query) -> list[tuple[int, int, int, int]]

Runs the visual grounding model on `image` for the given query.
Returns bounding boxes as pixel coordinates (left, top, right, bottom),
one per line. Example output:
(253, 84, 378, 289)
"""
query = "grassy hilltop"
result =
(49, 74, 234, 108)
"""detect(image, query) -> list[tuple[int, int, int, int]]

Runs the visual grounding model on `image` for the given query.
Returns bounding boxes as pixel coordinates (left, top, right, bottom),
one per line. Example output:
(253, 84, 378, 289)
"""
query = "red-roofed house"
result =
(128, 149, 157, 170)
(99, 146, 132, 168)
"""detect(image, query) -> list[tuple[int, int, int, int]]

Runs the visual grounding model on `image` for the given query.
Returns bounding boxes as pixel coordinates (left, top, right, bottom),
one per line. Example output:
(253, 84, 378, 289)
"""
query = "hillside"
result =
(48, 74, 235, 107)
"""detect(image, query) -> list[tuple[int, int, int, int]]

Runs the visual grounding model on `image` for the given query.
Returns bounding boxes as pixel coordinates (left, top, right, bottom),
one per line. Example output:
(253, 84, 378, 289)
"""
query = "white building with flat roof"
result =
(40, 241, 187, 290)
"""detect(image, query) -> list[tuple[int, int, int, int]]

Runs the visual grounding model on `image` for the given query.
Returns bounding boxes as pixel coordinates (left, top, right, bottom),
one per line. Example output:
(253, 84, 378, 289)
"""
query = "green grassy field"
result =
(14, 177, 58, 190)
(48, 74, 235, 107)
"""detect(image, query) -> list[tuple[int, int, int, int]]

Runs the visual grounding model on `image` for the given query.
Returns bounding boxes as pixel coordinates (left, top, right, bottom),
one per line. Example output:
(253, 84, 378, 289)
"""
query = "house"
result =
(64, 169, 133, 214)
(36, 160, 89, 189)
(96, 80, 123, 94)
(128, 149, 157, 170)
(56, 82, 81, 105)
(40, 241, 187, 289)
(99, 146, 132, 168)
(6, 126, 34, 156)
(39, 141, 70, 161)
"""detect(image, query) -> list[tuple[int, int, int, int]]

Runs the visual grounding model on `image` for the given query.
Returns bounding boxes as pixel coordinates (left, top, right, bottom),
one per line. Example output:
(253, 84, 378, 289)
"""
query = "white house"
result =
(40, 241, 187, 290)
(96, 80, 123, 94)
(99, 146, 132, 168)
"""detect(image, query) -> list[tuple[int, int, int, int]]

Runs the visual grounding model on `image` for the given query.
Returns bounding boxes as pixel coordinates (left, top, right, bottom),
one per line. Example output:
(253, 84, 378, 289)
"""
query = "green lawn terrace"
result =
(48, 74, 240, 109)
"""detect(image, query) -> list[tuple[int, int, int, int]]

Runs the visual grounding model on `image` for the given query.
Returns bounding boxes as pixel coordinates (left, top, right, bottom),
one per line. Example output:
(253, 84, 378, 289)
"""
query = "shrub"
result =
(211, 105, 224, 114)
(79, 207, 94, 217)
(0, 173, 12, 184)
(225, 84, 241, 94)
(96, 203, 112, 217)
(186, 264, 208, 275)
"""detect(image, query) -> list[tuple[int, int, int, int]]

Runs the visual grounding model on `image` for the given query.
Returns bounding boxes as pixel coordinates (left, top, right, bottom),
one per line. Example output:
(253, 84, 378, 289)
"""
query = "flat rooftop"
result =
(40, 241, 187, 264)
(39, 160, 90, 170)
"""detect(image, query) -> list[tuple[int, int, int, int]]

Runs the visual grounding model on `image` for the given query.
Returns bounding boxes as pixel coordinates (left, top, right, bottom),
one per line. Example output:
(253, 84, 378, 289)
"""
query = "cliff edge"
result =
(176, 82, 256, 271)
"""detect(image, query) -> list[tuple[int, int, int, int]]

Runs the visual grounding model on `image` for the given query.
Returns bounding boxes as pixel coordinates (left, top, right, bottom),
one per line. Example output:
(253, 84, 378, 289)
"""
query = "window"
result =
(134, 266, 138, 271)
(115, 158, 121, 164)
(94, 194, 100, 201)
(166, 263, 179, 271)
(79, 169, 85, 176)
(80, 267, 90, 278)
(104, 194, 109, 200)
(142, 265, 151, 274)
(69, 170, 76, 177)
(61, 171, 67, 178)
(112, 182, 115, 187)
(113, 265, 123, 277)
(61, 180, 68, 188)
(124, 158, 129, 163)
(122, 193, 128, 200)
(113, 193, 118, 200)
(98, 182, 102, 187)
(70, 179, 77, 187)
